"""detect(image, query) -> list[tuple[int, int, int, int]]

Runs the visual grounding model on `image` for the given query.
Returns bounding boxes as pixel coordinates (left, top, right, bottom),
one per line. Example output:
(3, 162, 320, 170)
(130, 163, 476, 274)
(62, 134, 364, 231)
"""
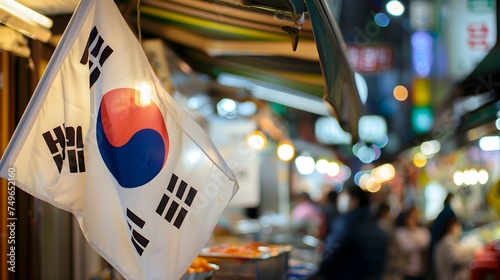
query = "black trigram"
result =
(80, 26, 113, 88)
(42, 124, 85, 173)
(126, 208, 150, 256)
(156, 173, 198, 229)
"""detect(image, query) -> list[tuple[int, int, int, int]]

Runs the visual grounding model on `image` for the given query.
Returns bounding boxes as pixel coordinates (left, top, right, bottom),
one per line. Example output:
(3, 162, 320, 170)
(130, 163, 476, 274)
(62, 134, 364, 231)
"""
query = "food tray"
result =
(200, 244, 292, 260)
(199, 244, 292, 280)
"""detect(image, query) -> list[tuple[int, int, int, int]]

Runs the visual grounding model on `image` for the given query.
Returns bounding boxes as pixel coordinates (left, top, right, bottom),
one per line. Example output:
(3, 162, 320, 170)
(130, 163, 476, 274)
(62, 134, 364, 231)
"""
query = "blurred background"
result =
(0, 0, 499, 279)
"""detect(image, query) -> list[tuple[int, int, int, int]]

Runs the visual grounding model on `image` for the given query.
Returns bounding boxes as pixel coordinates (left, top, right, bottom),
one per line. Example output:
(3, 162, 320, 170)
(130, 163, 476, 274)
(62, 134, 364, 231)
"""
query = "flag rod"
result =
(0, 0, 95, 175)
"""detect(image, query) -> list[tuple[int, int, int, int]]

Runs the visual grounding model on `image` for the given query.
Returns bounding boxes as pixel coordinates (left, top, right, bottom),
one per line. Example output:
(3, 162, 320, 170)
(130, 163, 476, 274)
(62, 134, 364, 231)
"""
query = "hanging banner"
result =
(445, 0, 496, 81)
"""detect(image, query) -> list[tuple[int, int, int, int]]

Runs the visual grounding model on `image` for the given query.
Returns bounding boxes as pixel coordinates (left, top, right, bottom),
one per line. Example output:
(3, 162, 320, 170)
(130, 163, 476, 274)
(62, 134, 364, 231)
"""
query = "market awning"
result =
(12, 0, 363, 141)
(139, 0, 363, 141)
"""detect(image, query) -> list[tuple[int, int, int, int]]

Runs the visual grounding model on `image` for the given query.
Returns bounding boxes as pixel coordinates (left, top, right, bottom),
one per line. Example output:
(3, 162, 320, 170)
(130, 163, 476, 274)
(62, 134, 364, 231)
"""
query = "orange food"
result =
(185, 257, 213, 274)
(208, 242, 267, 257)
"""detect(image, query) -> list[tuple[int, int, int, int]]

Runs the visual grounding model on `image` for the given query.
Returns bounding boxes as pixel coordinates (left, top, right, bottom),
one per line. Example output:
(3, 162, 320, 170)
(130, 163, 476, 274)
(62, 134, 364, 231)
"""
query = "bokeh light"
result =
(393, 85, 408, 101)
(478, 169, 489, 185)
(316, 159, 330, 174)
(374, 13, 390, 27)
(277, 140, 295, 161)
(386, 0, 405, 16)
(295, 155, 316, 175)
(413, 152, 427, 168)
(326, 161, 341, 177)
(453, 171, 464, 186)
(366, 179, 382, 193)
(246, 130, 267, 151)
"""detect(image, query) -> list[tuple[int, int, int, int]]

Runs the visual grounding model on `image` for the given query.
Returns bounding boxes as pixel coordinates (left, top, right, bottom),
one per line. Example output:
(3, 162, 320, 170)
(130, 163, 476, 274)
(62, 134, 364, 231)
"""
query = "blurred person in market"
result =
(433, 217, 478, 280)
(394, 206, 431, 280)
(430, 193, 457, 255)
(376, 203, 407, 280)
(319, 181, 389, 280)
(429, 192, 458, 279)
(319, 188, 339, 240)
(291, 192, 326, 239)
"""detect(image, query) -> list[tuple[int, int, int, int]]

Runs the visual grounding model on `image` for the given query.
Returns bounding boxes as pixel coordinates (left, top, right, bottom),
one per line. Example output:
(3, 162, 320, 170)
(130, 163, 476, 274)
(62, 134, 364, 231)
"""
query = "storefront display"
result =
(199, 242, 292, 280)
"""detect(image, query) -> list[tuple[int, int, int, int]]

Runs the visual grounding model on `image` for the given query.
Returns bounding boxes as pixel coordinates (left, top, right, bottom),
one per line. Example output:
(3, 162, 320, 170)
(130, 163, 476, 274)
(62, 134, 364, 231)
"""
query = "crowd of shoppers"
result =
(290, 183, 481, 280)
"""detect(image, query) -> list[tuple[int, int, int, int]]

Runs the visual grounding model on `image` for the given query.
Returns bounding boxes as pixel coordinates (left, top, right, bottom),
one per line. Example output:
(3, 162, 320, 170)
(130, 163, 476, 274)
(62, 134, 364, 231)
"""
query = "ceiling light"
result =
(251, 84, 330, 116)
(0, 1, 52, 42)
(217, 73, 330, 116)
(4, 0, 52, 28)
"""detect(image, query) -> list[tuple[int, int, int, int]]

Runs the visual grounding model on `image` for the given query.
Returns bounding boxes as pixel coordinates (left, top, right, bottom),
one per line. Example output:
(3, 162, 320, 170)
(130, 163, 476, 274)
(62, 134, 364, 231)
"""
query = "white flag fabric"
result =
(0, 0, 238, 279)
